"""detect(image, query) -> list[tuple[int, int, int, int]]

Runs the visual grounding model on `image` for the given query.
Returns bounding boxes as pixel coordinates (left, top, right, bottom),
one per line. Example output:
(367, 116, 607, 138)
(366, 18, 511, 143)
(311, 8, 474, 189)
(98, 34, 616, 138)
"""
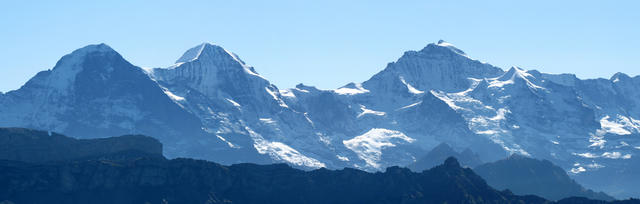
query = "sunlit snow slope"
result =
(1, 41, 639, 197)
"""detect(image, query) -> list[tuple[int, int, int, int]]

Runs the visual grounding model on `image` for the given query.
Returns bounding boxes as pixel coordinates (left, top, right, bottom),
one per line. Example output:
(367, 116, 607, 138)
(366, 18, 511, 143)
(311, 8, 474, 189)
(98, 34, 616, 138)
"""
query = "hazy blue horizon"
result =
(1, 1, 639, 92)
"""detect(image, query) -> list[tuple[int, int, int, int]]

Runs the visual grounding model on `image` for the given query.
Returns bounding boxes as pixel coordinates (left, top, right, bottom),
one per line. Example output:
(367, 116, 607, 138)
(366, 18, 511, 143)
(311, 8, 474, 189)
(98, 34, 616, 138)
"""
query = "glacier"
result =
(1, 41, 639, 198)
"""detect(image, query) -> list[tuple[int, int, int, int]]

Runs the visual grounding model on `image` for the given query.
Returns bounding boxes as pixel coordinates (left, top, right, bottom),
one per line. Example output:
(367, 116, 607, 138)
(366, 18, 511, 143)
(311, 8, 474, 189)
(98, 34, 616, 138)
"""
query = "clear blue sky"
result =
(1, 1, 639, 92)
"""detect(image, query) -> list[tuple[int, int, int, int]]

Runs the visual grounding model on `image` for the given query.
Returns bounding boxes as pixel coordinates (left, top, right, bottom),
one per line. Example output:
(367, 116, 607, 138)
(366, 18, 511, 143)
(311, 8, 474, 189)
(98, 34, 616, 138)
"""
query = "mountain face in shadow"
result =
(0, 128, 163, 162)
(407, 142, 483, 172)
(475, 154, 614, 201)
(3, 156, 638, 204)
(0, 156, 536, 204)
(0, 128, 638, 204)
(2, 42, 640, 197)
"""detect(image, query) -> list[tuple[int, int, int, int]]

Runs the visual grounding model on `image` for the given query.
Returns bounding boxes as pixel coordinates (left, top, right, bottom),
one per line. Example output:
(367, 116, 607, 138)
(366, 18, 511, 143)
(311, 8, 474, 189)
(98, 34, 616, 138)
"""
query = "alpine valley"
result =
(1, 41, 639, 198)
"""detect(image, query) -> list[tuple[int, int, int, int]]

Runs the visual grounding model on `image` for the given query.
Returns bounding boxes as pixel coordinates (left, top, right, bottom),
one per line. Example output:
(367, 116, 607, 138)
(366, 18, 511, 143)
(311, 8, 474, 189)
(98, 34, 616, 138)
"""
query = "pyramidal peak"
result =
(488, 66, 545, 90)
(76, 43, 116, 53)
(54, 43, 119, 67)
(611, 72, 631, 83)
(59, 43, 118, 57)
(40, 43, 125, 91)
(175, 42, 214, 63)
(500, 67, 537, 82)
(499, 66, 530, 80)
(170, 42, 262, 78)
(175, 42, 244, 64)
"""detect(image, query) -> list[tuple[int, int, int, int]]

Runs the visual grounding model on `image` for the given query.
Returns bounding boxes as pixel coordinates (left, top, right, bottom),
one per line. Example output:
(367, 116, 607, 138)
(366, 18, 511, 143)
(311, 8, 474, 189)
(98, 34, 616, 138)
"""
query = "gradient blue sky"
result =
(1, 1, 639, 92)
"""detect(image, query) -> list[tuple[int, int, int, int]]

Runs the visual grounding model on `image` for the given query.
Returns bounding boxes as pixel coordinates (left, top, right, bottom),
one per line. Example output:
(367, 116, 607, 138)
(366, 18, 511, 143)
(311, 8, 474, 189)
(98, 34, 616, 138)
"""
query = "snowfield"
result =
(1, 40, 639, 197)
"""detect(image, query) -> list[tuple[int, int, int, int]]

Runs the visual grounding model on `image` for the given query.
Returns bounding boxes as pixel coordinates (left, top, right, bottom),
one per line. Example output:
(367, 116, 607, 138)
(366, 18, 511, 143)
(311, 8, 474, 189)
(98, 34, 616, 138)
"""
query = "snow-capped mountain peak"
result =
(24, 43, 130, 92)
(489, 66, 544, 90)
(52, 43, 119, 72)
(433, 40, 467, 56)
(363, 41, 503, 93)
(334, 82, 370, 95)
(4, 40, 640, 198)
(611, 72, 631, 83)
(150, 43, 274, 104)
(498, 66, 529, 80)
(176, 43, 237, 63)
(72, 43, 116, 54)
(170, 43, 261, 78)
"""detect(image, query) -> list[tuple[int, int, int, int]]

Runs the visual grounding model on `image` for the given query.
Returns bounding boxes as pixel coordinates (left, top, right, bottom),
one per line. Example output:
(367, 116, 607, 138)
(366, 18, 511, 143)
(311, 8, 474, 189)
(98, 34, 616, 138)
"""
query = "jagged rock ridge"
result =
(1, 41, 639, 198)
(475, 154, 614, 201)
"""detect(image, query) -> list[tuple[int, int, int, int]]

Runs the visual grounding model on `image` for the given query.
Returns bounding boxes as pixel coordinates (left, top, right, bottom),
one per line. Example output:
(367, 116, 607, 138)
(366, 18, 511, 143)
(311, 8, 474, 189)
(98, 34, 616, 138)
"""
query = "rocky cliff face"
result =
(0, 44, 219, 161)
(1, 41, 639, 197)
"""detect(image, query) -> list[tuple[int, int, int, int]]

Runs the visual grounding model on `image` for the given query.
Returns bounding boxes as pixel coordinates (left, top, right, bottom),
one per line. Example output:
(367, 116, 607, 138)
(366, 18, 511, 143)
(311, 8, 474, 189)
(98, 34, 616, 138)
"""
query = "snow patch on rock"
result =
(599, 115, 633, 135)
(357, 105, 386, 118)
(246, 127, 325, 168)
(334, 83, 370, 95)
(399, 76, 424, 94)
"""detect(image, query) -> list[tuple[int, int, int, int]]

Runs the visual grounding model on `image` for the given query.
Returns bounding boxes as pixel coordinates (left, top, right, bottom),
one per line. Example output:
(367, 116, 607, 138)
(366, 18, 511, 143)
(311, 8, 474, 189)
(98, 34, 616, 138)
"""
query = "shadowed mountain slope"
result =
(475, 155, 614, 201)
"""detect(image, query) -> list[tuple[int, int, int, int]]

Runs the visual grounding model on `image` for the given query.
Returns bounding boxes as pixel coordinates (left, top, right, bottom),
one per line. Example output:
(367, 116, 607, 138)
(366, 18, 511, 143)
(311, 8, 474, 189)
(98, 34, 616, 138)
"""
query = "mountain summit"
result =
(475, 155, 614, 201)
(26, 43, 122, 92)
(1, 41, 639, 198)
(408, 143, 483, 172)
(175, 43, 253, 73)
(363, 41, 503, 94)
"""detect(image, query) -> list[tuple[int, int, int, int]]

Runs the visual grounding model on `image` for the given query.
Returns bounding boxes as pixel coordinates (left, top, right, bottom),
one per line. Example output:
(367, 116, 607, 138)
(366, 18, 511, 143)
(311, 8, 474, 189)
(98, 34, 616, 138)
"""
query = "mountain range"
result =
(475, 154, 613, 201)
(0, 128, 636, 204)
(1, 40, 639, 198)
